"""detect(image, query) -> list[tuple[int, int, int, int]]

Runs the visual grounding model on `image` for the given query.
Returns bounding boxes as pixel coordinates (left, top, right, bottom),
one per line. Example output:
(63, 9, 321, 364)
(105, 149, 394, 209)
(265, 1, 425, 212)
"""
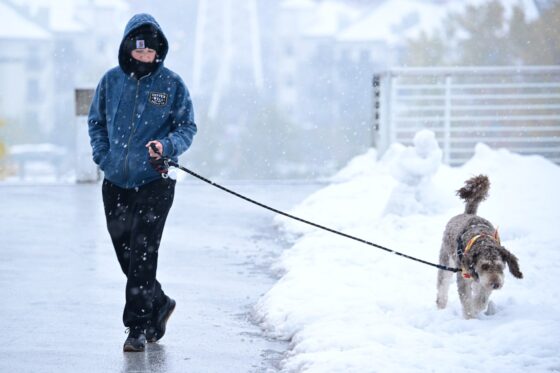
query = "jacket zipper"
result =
(123, 78, 141, 186)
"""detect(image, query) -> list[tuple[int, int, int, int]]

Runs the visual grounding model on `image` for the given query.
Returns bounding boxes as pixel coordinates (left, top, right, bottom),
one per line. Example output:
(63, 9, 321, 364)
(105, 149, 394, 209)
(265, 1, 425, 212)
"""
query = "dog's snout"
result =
(491, 282, 501, 289)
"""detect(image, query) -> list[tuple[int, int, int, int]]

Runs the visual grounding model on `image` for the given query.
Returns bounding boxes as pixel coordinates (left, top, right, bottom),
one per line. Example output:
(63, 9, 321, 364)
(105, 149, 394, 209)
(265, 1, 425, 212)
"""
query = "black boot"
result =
(123, 326, 146, 352)
(146, 297, 176, 343)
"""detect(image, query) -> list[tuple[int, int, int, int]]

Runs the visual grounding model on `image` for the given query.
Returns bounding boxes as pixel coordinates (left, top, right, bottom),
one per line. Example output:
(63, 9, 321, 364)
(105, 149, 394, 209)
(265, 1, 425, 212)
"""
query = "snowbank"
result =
(255, 142, 560, 373)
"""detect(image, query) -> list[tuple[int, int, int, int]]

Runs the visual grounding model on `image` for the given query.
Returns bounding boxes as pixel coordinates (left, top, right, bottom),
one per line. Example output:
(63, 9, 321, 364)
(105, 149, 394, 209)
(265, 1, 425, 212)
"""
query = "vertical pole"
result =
(377, 71, 392, 156)
(388, 74, 397, 147)
(75, 88, 99, 183)
(193, 0, 207, 93)
(208, 0, 232, 119)
(249, 0, 264, 90)
(443, 75, 451, 165)
(372, 74, 381, 148)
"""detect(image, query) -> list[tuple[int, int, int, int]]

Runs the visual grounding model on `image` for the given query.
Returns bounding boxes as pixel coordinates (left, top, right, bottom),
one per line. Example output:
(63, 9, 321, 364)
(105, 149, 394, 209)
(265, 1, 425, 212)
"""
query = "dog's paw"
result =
(463, 312, 475, 320)
(485, 301, 496, 316)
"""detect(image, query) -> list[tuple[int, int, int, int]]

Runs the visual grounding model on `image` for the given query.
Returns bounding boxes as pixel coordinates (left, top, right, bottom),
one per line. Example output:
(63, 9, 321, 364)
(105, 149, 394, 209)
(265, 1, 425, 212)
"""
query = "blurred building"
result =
(271, 0, 447, 171)
(269, 0, 543, 173)
(0, 0, 53, 142)
(0, 0, 128, 180)
(1, 0, 549, 180)
(176, 0, 463, 177)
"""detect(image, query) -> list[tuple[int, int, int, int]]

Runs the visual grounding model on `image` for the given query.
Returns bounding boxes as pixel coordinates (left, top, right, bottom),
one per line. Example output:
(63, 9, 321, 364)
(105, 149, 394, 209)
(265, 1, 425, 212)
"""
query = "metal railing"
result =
(373, 66, 560, 165)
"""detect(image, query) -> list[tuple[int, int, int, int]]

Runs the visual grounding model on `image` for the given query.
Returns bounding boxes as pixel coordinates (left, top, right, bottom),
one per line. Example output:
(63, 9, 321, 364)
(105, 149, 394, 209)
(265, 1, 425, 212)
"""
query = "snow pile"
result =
(255, 142, 560, 373)
(384, 130, 443, 216)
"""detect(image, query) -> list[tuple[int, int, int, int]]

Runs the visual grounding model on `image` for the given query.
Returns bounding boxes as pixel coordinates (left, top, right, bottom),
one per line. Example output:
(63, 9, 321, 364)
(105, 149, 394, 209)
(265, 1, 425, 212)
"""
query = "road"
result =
(0, 180, 320, 373)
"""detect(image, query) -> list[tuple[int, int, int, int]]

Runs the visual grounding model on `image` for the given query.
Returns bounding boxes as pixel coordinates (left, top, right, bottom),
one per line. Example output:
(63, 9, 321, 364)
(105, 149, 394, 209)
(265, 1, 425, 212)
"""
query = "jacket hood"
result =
(118, 14, 169, 73)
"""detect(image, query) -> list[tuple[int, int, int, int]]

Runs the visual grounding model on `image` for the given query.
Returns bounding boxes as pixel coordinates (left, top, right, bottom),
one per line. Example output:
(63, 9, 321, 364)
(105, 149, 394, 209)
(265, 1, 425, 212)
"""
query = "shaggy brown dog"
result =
(436, 175, 523, 319)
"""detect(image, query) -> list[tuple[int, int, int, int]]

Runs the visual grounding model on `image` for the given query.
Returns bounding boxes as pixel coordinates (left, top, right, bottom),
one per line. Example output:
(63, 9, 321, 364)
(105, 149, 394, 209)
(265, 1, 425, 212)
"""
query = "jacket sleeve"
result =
(159, 79, 197, 158)
(87, 74, 110, 165)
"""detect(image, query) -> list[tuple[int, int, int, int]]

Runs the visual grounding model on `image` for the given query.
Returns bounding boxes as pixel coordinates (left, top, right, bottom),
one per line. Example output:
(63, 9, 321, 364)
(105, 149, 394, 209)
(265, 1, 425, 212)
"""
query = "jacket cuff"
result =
(160, 138, 174, 157)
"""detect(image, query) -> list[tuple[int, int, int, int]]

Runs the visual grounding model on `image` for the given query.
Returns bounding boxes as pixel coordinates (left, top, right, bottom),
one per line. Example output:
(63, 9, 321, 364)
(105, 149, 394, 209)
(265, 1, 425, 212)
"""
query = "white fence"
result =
(373, 66, 560, 165)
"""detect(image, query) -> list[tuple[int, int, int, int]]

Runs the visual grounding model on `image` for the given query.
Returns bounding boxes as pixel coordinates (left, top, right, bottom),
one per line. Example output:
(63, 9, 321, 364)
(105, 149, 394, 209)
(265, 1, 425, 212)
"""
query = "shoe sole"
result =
(147, 301, 176, 343)
(123, 344, 145, 352)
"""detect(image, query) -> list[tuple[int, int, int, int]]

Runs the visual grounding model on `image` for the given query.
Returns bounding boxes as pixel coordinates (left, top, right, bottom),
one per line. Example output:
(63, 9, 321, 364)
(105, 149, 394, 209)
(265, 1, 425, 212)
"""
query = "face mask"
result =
(127, 57, 157, 79)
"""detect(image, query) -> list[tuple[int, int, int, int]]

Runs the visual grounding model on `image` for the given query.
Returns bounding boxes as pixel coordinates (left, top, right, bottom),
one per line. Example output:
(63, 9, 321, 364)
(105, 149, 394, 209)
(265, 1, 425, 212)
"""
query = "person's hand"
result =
(146, 140, 168, 174)
(149, 156, 169, 175)
(146, 140, 163, 159)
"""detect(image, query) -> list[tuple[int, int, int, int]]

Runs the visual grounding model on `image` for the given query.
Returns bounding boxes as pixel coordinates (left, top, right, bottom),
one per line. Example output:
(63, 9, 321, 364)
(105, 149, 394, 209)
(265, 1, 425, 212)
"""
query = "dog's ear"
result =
(499, 247, 523, 279)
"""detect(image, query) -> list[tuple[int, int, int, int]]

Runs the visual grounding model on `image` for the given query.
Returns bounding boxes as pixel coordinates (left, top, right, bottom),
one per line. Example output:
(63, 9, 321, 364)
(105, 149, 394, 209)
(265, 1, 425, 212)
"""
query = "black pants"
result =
(102, 178, 175, 328)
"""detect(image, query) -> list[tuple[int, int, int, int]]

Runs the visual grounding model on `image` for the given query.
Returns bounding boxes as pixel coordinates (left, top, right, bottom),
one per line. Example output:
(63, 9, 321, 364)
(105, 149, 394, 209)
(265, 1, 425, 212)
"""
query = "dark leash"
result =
(149, 144, 461, 273)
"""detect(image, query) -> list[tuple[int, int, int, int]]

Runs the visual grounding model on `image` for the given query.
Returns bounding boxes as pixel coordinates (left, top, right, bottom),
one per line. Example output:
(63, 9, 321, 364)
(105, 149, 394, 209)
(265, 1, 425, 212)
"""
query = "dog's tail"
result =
(457, 175, 490, 215)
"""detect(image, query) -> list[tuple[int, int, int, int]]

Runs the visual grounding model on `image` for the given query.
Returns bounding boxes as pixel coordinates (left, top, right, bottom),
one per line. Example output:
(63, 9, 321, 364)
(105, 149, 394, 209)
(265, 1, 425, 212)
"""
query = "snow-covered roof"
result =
(0, 1, 50, 40)
(9, 0, 129, 34)
(336, 0, 445, 45)
(302, 1, 361, 38)
(9, 0, 85, 33)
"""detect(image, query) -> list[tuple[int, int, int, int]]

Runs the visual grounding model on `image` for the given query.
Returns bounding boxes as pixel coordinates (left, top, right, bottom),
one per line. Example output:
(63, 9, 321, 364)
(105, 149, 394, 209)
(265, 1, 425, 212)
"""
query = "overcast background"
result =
(0, 0, 558, 181)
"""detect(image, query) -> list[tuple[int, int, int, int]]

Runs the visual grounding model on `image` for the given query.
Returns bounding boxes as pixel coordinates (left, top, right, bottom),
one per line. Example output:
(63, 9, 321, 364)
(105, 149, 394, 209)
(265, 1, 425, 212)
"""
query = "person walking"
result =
(88, 13, 197, 352)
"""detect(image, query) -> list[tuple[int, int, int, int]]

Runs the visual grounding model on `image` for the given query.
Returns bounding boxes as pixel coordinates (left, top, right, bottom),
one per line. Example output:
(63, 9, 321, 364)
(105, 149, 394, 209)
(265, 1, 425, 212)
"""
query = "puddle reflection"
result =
(122, 344, 168, 373)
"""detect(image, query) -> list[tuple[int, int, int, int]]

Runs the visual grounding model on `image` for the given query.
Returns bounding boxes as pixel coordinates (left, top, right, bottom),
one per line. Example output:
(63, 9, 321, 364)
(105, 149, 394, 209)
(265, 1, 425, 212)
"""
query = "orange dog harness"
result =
(461, 228, 500, 279)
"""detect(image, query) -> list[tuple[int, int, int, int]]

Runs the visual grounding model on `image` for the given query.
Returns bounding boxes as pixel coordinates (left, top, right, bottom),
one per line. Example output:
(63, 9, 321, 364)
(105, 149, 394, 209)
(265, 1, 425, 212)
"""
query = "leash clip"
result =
(161, 158, 170, 179)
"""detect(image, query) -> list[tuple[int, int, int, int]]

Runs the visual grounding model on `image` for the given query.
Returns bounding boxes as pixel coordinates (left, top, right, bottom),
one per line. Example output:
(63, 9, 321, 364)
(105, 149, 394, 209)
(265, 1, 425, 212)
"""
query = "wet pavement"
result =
(0, 181, 319, 373)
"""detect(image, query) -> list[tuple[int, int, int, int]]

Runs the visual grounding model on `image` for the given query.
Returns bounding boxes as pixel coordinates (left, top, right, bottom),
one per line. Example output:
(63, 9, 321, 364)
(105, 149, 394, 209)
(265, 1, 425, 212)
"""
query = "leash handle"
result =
(149, 142, 161, 157)
(149, 142, 169, 178)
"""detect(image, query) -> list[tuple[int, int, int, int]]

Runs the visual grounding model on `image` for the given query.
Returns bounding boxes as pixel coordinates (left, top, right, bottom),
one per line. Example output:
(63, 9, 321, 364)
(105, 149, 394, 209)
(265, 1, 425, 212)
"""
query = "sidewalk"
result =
(0, 182, 319, 373)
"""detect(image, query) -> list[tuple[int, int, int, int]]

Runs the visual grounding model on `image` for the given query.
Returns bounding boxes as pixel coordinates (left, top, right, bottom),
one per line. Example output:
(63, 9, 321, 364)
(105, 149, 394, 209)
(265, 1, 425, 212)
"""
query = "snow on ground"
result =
(255, 140, 560, 373)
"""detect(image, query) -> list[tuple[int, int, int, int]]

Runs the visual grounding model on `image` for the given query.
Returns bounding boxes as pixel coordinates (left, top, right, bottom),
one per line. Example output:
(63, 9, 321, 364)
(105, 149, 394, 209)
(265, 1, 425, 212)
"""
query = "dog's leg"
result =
(472, 285, 492, 316)
(485, 301, 496, 316)
(457, 275, 475, 319)
(436, 269, 453, 309)
(436, 244, 453, 309)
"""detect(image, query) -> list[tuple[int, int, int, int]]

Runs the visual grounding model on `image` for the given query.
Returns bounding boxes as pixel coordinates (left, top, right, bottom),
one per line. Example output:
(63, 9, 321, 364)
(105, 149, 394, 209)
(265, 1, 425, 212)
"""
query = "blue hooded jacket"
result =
(88, 13, 197, 188)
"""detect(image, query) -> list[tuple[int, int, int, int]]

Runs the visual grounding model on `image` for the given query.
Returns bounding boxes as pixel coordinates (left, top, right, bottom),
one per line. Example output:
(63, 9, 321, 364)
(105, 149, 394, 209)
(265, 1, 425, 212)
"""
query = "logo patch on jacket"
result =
(148, 92, 168, 106)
